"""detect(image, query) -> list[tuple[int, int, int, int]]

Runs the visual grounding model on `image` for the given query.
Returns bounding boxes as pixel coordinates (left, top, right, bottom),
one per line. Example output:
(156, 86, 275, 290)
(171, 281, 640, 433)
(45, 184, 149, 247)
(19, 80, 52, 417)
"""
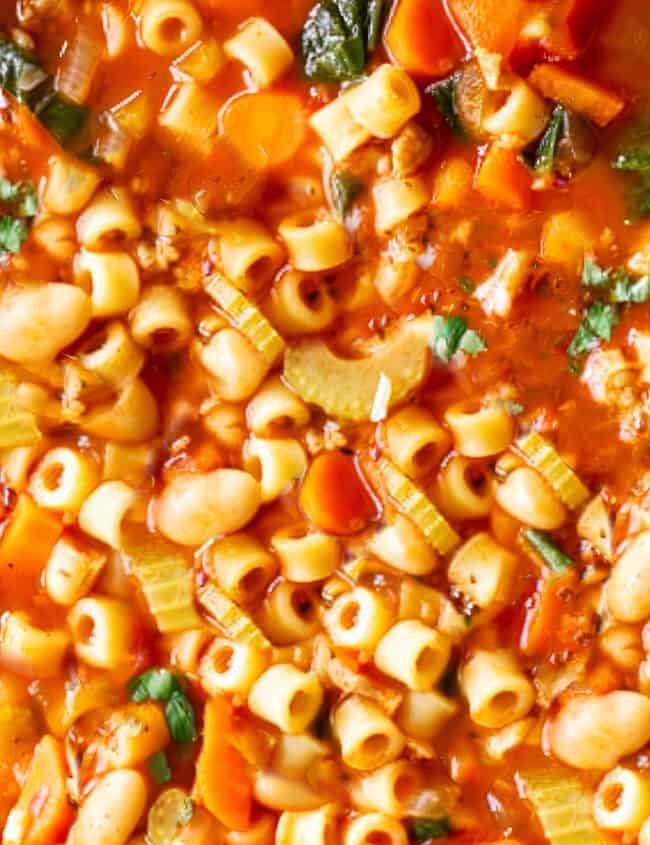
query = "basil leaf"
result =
(412, 818, 451, 841)
(524, 528, 576, 573)
(129, 668, 182, 703)
(165, 691, 198, 743)
(431, 315, 467, 362)
(426, 73, 465, 139)
(149, 751, 172, 785)
(330, 170, 363, 217)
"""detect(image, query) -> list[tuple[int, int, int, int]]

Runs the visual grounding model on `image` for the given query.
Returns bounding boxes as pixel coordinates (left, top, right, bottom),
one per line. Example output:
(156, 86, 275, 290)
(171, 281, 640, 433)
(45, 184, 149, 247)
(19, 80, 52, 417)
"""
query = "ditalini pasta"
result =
(0, 1, 646, 843)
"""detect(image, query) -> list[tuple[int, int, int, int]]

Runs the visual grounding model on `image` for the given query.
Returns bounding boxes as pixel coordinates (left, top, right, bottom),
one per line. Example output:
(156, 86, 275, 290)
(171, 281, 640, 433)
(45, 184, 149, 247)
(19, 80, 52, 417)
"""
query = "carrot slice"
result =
(384, 0, 465, 78)
(300, 451, 378, 536)
(220, 92, 306, 169)
(447, 0, 526, 54)
(520, 571, 576, 657)
(4, 735, 73, 845)
(195, 697, 252, 831)
(475, 143, 532, 211)
(528, 63, 625, 127)
(0, 495, 62, 579)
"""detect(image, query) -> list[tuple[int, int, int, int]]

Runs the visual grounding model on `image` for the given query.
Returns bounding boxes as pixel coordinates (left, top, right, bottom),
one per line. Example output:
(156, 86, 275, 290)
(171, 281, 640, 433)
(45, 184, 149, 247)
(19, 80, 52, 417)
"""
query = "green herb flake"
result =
(431, 315, 487, 362)
(612, 130, 650, 221)
(610, 272, 650, 304)
(128, 668, 182, 703)
(301, 0, 377, 82)
(165, 690, 198, 743)
(0, 216, 28, 254)
(426, 73, 465, 139)
(412, 817, 452, 841)
(567, 301, 619, 358)
(148, 751, 172, 785)
(459, 275, 474, 293)
(582, 258, 611, 288)
(524, 528, 576, 573)
(503, 400, 524, 416)
(330, 170, 364, 217)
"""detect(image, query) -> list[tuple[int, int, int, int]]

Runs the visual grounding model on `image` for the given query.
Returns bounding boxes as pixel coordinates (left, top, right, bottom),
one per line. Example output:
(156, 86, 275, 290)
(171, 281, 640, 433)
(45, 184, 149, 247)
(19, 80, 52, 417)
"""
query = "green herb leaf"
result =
(165, 691, 198, 743)
(0, 216, 28, 254)
(426, 73, 465, 139)
(412, 817, 451, 841)
(366, 0, 385, 51)
(533, 105, 564, 173)
(458, 329, 486, 355)
(567, 302, 619, 358)
(432, 315, 486, 362)
(129, 668, 182, 703)
(0, 37, 88, 146)
(178, 798, 194, 825)
(330, 170, 363, 217)
(503, 400, 524, 416)
(612, 131, 650, 221)
(459, 275, 474, 293)
(610, 272, 650, 303)
(524, 528, 576, 573)
(301, 0, 368, 82)
(149, 751, 172, 785)
(582, 258, 611, 288)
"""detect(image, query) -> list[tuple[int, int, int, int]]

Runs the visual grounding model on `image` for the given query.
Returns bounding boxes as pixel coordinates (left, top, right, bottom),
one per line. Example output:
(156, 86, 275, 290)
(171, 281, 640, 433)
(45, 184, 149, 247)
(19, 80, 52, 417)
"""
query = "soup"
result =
(0, 1, 649, 844)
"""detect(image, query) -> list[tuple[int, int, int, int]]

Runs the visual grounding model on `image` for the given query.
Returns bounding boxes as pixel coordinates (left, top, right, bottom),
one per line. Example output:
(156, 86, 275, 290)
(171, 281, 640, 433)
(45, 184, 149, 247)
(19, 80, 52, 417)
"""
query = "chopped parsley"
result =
(426, 73, 465, 138)
(582, 258, 612, 288)
(431, 315, 486, 363)
(524, 528, 576, 573)
(411, 818, 452, 841)
(0, 36, 88, 146)
(612, 125, 650, 220)
(0, 177, 37, 256)
(301, 0, 385, 82)
(330, 170, 364, 217)
(567, 301, 619, 358)
(459, 275, 474, 293)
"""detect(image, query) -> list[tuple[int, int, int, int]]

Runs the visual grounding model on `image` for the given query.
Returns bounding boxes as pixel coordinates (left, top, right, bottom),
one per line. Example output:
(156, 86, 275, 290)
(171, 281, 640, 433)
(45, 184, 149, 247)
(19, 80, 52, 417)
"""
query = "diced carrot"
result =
(384, 0, 465, 78)
(300, 451, 378, 536)
(0, 495, 62, 579)
(433, 156, 474, 209)
(5, 735, 73, 845)
(447, 0, 526, 55)
(475, 144, 532, 211)
(520, 570, 576, 657)
(449, 735, 481, 785)
(220, 92, 306, 169)
(195, 697, 252, 832)
(528, 62, 625, 127)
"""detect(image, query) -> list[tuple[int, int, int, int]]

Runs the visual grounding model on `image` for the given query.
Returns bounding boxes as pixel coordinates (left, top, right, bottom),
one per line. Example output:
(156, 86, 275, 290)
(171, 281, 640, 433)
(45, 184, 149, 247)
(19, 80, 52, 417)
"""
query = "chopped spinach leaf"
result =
(426, 73, 465, 139)
(411, 817, 452, 841)
(524, 528, 576, 573)
(149, 750, 172, 785)
(330, 170, 364, 217)
(533, 105, 565, 173)
(431, 315, 486, 362)
(301, 0, 382, 82)
(0, 36, 88, 146)
(567, 301, 618, 358)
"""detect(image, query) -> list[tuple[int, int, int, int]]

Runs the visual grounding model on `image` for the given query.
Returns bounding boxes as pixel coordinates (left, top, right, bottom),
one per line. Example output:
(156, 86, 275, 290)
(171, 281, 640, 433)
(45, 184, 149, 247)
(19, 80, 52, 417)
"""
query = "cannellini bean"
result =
(156, 469, 261, 546)
(547, 691, 650, 770)
(0, 283, 91, 364)
(68, 769, 147, 845)
(608, 532, 650, 622)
